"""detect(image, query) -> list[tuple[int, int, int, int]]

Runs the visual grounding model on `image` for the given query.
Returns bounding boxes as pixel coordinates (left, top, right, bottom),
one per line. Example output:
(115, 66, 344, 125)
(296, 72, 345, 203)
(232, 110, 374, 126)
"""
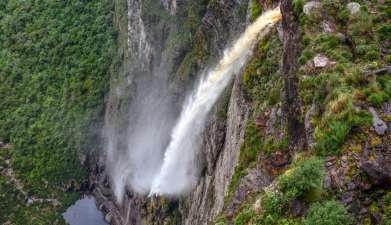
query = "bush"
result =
(314, 120, 350, 155)
(377, 24, 391, 41)
(262, 191, 286, 215)
(364, 77, 391, 107)
(251, 0, 262, 21)
(384, 192, 391, 225)
(278, 157, 325, 200)
(234, 207, 256, 225)
(314, 93, 372, 156)
(293, 0, 305, 15)
(303, 200, 354, 225)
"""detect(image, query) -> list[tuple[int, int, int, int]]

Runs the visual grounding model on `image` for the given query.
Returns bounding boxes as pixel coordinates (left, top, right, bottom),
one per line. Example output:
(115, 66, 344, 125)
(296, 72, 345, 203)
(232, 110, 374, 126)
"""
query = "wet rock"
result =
(313, 54, 330, 68)
(305, 104, 316, 147)
(369, 107, 387, 135)
(347, 2, 361, 15)
(303, 1, 322, 15)
(276, 22, 283, 42)
(360, 160, 391, 185)
(291, 199, 304, 217)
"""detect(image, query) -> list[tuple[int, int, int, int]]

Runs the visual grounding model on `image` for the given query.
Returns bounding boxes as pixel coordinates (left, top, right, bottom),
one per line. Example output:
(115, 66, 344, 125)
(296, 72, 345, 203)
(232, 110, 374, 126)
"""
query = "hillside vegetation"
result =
(0, 0, 116, 223)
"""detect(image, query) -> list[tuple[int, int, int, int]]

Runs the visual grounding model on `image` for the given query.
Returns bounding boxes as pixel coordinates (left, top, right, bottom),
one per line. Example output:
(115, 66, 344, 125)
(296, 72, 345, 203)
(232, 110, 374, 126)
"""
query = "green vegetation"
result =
(384, 192, 391, 225)
(0, 0, 115, 223)
(278, 157, 325, 201)
(223, 0, 390, 225)
(263, 135, 289, 156)
(171, 0, 209, 81)
(303, 200, 353, 225)
(251, 0, 263, 22)
(242, 31, 282, 106)
(0, 147, 80, 224)
(0, 0, 115, 196)
(234, 206, 256, 225)
(313, 92, 372, 156)
(225, 121, 263, 204)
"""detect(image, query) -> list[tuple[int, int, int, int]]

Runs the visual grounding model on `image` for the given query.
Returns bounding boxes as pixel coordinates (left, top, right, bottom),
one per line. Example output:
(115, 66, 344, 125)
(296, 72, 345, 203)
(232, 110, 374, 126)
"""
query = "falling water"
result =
(149, 8, 282, 196)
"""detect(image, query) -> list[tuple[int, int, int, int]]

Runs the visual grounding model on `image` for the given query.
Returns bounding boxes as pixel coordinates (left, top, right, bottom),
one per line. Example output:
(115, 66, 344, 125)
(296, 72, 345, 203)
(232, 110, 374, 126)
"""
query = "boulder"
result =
(303, 1, 322, 16)
(360, 160, 391, 185)
(369, 107, 388, 135)
(347, 2, 361, 15)
(313, 54, 330, 68)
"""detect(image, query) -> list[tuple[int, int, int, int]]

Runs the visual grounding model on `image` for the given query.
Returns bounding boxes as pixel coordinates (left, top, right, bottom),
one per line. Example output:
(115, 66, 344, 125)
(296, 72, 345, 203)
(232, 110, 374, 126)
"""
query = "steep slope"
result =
(95, 0, 390, 225)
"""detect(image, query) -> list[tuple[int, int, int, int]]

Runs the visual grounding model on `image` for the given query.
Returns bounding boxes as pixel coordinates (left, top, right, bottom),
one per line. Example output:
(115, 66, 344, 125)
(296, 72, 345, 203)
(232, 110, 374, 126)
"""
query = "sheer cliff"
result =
(91, 0, 391, 225)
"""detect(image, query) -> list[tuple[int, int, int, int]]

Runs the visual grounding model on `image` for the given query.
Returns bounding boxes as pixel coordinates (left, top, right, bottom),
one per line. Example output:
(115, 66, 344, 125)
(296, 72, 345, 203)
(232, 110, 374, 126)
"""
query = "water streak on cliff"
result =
(149, 8, 282, 196)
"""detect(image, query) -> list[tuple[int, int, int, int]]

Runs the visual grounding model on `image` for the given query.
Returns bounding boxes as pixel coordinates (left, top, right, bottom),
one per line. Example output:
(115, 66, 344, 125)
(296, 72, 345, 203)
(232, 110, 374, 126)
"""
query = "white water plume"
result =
(149, 8, 282, 196)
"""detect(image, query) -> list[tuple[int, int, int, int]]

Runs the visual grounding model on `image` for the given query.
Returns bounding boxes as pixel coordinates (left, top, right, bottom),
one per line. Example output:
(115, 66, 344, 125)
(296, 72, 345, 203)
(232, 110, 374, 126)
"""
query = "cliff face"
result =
(92, 0, 254, 224)
(92, 0, 391, 225)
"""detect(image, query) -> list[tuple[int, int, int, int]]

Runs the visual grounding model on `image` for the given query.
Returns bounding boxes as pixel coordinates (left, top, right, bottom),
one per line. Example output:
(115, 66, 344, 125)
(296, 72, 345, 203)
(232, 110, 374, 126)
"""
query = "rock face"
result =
(182, 74, 250, 225)
(303, 1, 322, 16)
(92, 0, 252, 224)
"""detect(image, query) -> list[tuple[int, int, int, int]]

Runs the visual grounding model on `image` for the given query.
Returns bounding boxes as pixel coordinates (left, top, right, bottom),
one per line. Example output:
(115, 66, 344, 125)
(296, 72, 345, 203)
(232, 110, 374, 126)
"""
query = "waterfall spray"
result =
(149, 8, 282, 196)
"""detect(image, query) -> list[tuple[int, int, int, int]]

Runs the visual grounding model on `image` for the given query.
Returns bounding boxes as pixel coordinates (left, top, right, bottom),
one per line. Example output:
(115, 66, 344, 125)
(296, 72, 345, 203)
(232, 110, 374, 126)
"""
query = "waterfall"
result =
(149, 8, 282, 196)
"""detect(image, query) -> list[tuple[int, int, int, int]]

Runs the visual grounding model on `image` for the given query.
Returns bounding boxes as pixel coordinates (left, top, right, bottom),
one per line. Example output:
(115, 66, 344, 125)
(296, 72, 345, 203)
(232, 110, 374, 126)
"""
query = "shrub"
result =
(364, 77, 391, 107)
(314, 120, 351, 155)
(251, 0, 262, 21)
(256, 192, 300, 225)
(377, 24, 391, 41)
(293, 0, 305, 15)
(303, 200, 354, 225)
(263, 136, 288, 156)
(264, 192, 285, 214)
(234, 207, 255, 225)
(384, 192, 391, 225)
(314, 93, 372, 156)
(278, 157, 325, 200)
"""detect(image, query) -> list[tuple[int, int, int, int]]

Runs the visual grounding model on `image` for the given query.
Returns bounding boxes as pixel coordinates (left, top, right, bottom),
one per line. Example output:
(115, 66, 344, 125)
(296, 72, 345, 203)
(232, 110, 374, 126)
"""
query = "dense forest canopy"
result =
(0, 0, 115, 223)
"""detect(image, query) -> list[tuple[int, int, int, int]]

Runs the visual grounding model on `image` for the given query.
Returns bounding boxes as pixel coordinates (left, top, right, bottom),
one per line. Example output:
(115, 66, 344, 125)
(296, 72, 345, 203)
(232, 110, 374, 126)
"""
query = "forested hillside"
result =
(0, 0, 115, 223)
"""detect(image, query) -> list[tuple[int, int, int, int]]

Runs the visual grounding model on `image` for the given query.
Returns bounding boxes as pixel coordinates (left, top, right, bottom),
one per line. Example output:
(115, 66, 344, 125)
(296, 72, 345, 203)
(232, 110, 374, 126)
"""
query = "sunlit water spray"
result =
(149, 8, 282, 196)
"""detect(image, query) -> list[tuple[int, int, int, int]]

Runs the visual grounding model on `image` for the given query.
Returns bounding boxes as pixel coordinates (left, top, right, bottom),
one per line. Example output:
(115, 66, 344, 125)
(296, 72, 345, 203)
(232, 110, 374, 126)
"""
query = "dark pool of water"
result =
(63, 196, 108, 225)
